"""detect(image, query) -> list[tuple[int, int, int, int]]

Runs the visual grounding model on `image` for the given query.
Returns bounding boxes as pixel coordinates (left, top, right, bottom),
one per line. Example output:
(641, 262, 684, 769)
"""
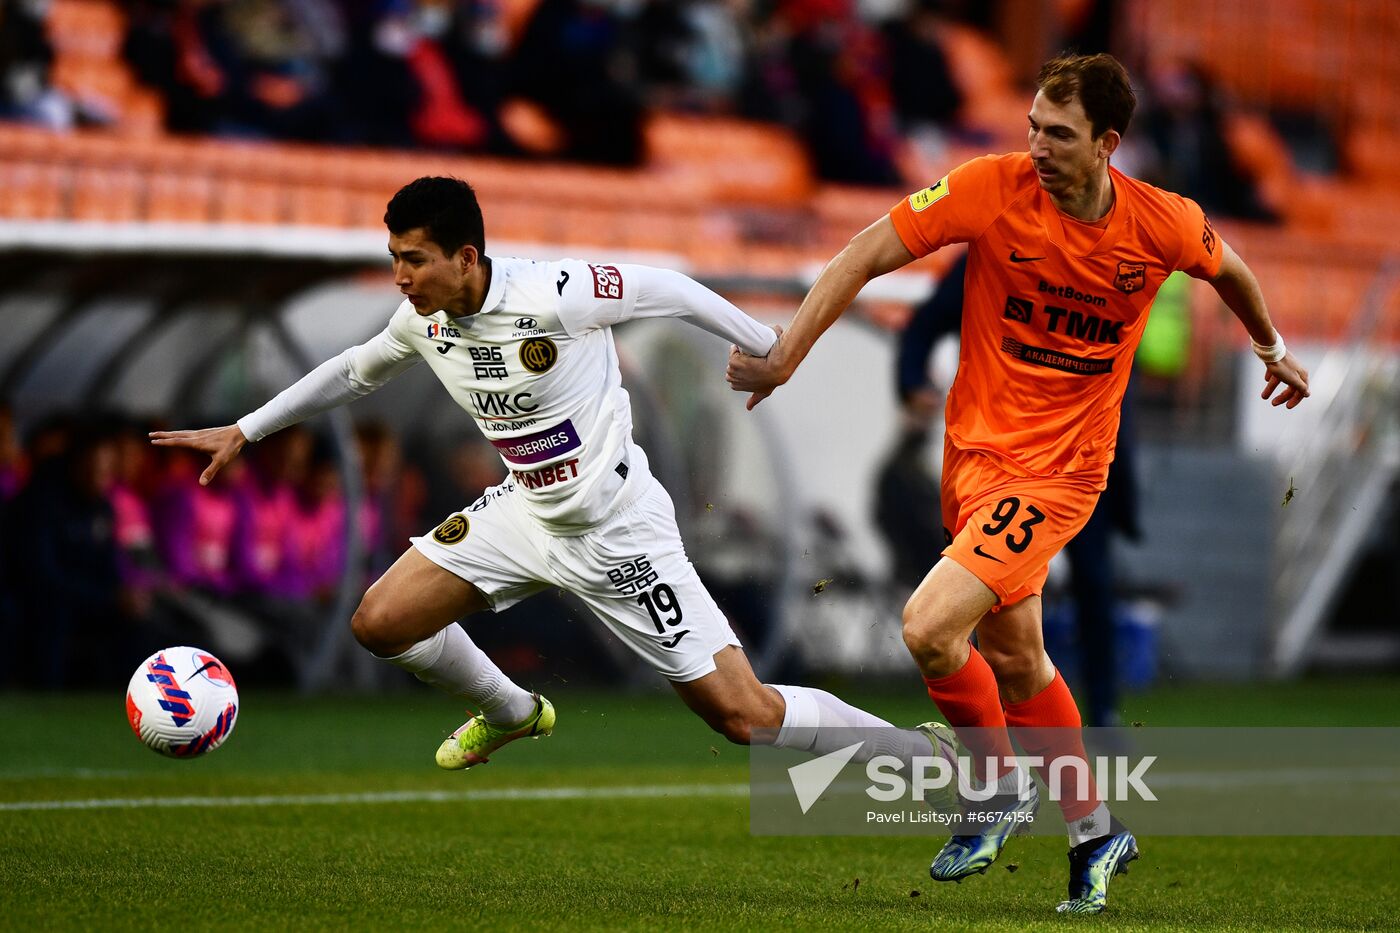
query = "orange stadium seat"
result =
(214, 179, 285, 226)
(344, 189, 393, 230)
(69, 165, 141, 222)
(287, 185, 353, 227)
(1345, 128, 1400, 188)
(0, 162, 67, 220)
(487, 200, 559, 245)
(145, 174, 214, 223)
(645, 113, 812, 206)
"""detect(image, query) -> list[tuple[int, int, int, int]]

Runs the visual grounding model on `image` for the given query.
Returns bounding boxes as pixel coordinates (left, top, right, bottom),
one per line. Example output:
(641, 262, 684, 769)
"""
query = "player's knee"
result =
(704, 706, 758, 745)
(980, 644, 1040, 689)
(350, 595, 395, 655)
(901, 605, 958, 668)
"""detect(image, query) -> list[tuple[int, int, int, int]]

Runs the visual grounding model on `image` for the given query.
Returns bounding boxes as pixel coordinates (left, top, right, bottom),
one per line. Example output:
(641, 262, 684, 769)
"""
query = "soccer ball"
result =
(125, 646, 239, 758)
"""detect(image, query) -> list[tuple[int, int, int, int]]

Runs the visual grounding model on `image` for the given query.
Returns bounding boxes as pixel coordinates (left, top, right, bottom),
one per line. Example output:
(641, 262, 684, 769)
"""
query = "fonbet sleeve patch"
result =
(909, 175, 950, 212)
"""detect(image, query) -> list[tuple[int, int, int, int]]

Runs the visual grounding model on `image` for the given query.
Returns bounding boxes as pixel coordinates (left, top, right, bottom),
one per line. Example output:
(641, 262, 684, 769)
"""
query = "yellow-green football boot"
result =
(915, 721, 963, 816)
(435, 694, 555, 770)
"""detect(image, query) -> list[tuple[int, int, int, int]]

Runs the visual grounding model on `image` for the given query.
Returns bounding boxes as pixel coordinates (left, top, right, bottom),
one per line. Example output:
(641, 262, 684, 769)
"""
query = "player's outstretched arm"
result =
(726, 215, 916, 409)
(1210, 241, 1310, 409)
(149, 424, 247, 486)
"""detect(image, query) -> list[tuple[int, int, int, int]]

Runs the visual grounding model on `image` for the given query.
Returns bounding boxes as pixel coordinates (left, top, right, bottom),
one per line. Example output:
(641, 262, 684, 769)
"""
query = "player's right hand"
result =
(727, 324, 787, 410)
(148, 424, 248, 486)
(1261, 352, 1310, 409)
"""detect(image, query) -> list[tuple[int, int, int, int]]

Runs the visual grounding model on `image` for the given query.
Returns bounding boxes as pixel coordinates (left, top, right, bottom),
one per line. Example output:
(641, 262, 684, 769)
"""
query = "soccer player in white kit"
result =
(152, 176, 949, 775)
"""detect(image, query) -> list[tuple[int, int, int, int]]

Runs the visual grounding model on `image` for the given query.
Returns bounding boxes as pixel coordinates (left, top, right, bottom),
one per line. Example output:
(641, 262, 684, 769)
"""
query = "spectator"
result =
(510, 0, 645, 165)
(883, 0, 963, 136)
(176, 0, 352, 142)
(772, 0, 899, 185)
(1139, 59, 1278, 222)
(356, 420, 427, 577)
(5, 423, 128, 688)
(349, 0, 494, 150)
(124, 0, 219, 134)
(111, 421, 163, 596)
(873, 386, 944, 591)
(151, 444, 241, 596)
(229, 425, 306, 595)
(0, 404, 24, 501)
(280, 440, 348, 604)
(0, 0, 74, 128)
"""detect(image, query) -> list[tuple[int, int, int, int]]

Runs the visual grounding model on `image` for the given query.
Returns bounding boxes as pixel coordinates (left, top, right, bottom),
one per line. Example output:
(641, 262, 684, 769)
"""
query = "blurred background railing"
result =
(1, 0, 1397, 695)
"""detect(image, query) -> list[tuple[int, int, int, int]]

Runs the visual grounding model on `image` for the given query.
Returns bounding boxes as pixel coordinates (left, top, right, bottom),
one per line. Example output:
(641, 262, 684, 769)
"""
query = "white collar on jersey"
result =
(474, 255, 508, 317)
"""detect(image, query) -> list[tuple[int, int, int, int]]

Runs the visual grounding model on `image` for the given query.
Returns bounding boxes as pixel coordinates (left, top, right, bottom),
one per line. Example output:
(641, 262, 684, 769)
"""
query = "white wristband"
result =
(1251, 335, 1286, 364)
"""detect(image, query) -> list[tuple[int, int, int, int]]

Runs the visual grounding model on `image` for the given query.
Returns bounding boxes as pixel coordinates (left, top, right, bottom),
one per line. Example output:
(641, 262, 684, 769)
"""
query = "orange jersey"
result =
(890, 153, 1222, 475)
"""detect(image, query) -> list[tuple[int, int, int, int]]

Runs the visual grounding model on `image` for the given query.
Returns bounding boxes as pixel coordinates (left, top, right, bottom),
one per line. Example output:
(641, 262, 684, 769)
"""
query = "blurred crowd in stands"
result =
(0, 0, 1279, 210)
(0, 405, 430, 688)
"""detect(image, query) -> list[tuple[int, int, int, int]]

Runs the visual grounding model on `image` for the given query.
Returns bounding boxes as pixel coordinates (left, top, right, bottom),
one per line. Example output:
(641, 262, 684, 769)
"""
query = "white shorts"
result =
(410, 476, 741, 682)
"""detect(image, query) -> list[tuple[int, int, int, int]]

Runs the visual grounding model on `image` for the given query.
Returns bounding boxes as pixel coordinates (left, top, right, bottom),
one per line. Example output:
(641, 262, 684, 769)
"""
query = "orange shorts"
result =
(940, 439, 1108, 606)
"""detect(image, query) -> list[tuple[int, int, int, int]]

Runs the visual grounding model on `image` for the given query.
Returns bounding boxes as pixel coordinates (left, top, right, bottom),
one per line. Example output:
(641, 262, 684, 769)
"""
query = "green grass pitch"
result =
(3, 677, 1399, 931)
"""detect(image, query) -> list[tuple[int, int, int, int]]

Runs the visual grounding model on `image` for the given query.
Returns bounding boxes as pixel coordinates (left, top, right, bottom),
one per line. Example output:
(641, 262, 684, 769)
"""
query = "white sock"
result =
(380, 625, 536, 727)
(765, 684, 931, 766)
(1067, 801, 1113, 846)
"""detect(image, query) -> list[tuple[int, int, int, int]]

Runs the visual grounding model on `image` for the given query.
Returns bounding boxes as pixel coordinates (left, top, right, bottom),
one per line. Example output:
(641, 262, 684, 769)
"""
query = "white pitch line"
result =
(6, 766, 1400, 814)
(0, 783, 750, 813)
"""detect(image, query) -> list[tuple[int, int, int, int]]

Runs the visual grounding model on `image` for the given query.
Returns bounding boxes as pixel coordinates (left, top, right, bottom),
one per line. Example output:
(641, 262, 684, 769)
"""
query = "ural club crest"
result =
(1114, 261, 1146, 294)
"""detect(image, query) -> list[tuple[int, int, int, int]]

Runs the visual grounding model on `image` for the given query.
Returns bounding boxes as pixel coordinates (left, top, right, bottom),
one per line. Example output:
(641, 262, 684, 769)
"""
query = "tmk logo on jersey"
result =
(427, 322, 463, 339)
(1003, 294, 1125, 345)
(590, 264, 623, 300)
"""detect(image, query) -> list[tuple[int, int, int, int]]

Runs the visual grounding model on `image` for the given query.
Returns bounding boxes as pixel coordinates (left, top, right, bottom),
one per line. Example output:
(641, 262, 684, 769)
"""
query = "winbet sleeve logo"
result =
(909, 176, 949, 212)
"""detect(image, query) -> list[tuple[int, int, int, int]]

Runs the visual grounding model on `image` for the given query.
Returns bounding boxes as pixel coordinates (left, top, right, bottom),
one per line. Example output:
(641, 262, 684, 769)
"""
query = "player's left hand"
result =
(727, 325, 786, 410)
(148, 424, 248, 485)
(1262, 352, 1310, 409)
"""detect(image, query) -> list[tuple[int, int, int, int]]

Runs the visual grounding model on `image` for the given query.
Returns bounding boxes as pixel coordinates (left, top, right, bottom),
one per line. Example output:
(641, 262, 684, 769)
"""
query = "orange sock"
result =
(1002, 670, 1100, 822)
(923, 647, 1016, 781)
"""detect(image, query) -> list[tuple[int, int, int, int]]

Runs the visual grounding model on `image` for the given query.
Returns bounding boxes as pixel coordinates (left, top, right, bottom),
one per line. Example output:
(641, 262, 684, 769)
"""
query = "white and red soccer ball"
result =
(125, 647, 239, 758)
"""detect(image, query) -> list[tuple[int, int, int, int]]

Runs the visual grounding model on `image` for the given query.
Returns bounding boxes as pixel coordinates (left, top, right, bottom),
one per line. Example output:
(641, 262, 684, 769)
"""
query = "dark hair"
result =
(384, 176, 486, 257)
(1036, 53, 1136, 139)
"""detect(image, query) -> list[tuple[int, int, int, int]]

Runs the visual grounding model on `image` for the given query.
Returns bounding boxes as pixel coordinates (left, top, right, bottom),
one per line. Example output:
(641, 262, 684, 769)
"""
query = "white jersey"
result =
(237, 256, 776, 534)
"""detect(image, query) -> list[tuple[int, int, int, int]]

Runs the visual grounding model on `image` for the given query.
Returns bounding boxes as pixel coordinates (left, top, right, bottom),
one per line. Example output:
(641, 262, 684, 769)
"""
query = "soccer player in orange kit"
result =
(727, 53, 1310, 914)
